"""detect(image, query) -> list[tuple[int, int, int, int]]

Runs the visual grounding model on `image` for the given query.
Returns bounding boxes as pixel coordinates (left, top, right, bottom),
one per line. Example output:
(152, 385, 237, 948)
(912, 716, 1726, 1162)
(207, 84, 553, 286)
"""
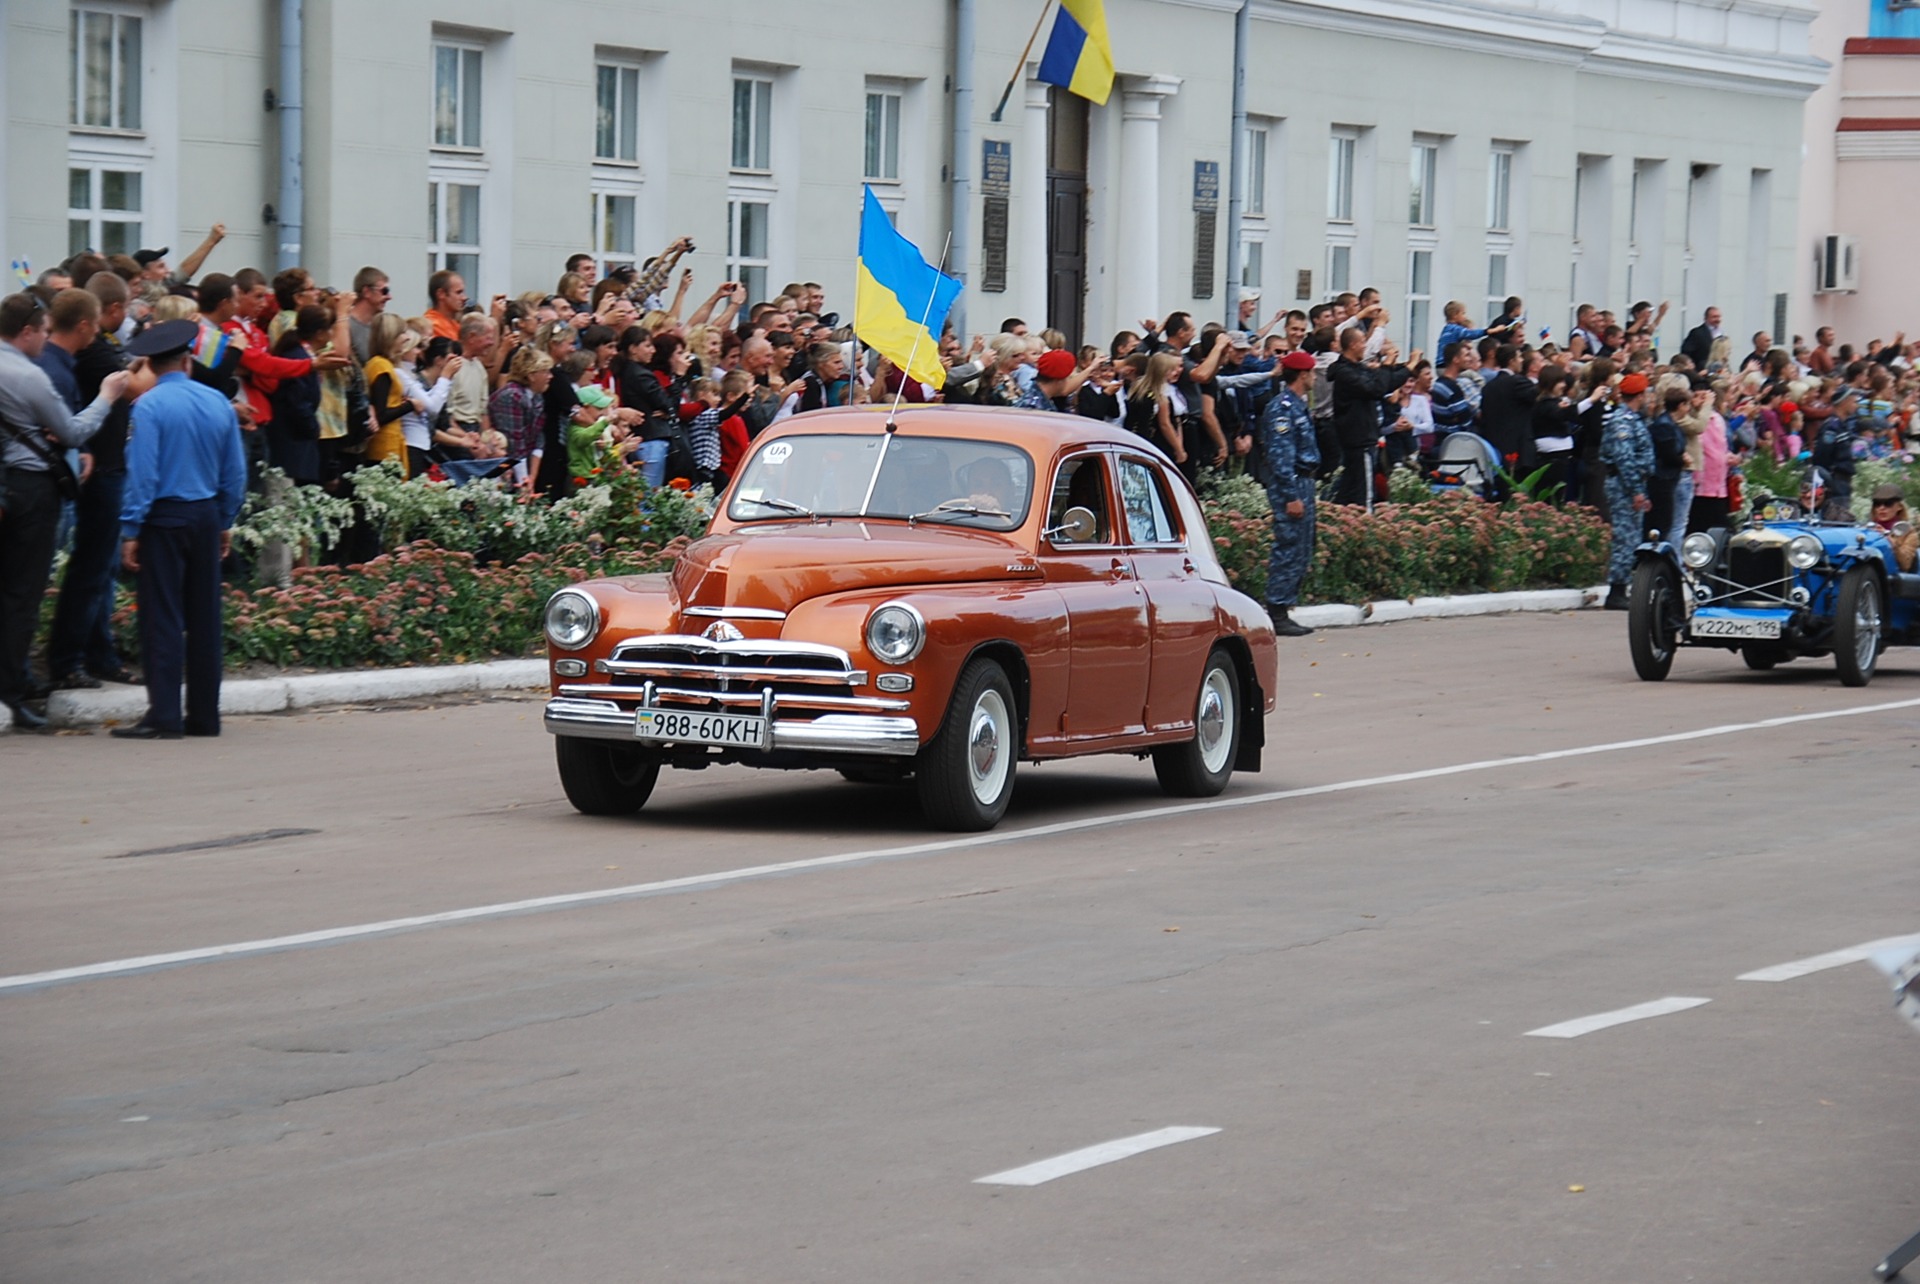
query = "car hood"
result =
(671, 522, 1040, 612)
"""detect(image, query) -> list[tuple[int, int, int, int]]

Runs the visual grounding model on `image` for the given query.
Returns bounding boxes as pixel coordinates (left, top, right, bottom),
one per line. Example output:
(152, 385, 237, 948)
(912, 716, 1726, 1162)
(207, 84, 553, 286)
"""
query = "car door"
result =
(1117, 454, 1222, 734)
(1038, 451, 1152, 742)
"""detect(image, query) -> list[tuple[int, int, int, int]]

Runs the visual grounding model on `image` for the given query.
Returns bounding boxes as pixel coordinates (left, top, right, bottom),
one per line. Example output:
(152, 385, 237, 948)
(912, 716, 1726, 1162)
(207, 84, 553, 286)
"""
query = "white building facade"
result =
(4, 0, 1822, 353)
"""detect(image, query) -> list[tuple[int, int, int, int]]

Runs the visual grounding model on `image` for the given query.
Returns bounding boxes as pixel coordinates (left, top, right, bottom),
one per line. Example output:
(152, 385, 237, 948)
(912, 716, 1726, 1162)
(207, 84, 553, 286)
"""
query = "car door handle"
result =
(1108, 558, 1132, 580)
(1182, 557, 1197, 574)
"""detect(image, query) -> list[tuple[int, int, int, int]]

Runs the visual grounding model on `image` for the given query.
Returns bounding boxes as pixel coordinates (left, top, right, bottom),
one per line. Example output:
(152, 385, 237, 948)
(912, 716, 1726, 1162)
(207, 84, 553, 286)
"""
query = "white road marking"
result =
(7, 695, 1920, 994)
(1736, 933, 1920, 983)
(1525, 996, 1712, 1038)
(975, 1126, 1221, 1186)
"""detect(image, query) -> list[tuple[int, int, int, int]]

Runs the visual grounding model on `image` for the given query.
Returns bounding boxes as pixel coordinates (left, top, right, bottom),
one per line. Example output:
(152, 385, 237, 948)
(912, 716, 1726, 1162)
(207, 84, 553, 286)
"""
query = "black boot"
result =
(1269, 606, 1314, 637)
(1604, 583, 1628, 611)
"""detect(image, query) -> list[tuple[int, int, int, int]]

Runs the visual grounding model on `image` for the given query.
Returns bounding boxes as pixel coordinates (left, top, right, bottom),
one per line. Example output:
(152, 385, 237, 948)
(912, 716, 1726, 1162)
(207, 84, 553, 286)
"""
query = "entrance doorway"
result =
(1046, 87, 1088, 349)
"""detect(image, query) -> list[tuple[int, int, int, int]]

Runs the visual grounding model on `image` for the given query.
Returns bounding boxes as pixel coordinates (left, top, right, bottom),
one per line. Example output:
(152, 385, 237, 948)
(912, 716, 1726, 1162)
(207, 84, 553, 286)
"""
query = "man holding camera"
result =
(0, 292, 129, 730)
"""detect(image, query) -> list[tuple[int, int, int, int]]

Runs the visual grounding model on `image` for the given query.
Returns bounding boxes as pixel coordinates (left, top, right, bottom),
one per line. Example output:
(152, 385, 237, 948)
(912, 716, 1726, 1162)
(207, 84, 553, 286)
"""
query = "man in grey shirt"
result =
(0, 293, 128, 729)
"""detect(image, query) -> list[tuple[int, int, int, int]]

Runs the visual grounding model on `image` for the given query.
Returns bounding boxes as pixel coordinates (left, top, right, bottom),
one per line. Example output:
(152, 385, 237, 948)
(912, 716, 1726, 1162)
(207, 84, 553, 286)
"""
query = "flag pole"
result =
(989, 0, 1054, 123)
(884, 229, 955, 432)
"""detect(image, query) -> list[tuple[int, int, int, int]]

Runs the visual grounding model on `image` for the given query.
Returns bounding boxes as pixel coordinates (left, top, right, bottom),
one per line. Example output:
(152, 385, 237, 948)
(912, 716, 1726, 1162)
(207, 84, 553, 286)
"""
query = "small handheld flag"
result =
(854, 187, 961, 393)
(1036, 0, 1115, 106)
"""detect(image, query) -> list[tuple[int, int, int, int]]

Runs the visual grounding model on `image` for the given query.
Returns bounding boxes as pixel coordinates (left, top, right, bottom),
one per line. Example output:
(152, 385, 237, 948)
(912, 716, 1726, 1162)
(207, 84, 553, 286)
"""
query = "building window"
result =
(427, 178, 481, 286)
(727, 198, 770, 303)
(71, 7, 142, 131)
(731, 75, 772, 171)
(1242, 239, 1264, 290)
(591, 191, 638, 276)
(68, 164, 141, 255)
(1486, 253, 1508, 321)
(1245, 124, 1268, 217)
(1407, 249, 1432, 352)
(595, 62, 640, 163)
(1488, 143, 1513, 232)
(1327, 130, 1355, 222)
(1326, 245, 1352, 294)
(1409, 140, 1437, 227)
(864, 85, 902, 182)
(432, 42, 483, 149)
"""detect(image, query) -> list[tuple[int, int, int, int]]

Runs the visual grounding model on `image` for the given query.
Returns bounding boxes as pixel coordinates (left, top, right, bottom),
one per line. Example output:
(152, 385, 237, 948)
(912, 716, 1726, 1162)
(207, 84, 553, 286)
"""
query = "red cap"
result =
(1280, 351, 1318, 371)
(1778, 400, 1799, 416)
(1036, 349, 1077, 380)
(1618, 373, 1649, 395)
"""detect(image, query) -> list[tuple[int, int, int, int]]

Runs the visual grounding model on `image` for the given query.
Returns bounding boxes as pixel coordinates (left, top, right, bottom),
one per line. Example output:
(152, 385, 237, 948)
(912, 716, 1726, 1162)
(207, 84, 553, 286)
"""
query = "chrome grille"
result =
(1727, 545, 1789, 599)
(599, 636, 874, 714)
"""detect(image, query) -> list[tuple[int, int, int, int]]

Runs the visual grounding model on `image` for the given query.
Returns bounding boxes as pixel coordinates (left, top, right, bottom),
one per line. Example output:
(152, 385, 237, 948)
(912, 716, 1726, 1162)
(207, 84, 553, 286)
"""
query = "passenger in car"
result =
(1869, 482, 1917, 571)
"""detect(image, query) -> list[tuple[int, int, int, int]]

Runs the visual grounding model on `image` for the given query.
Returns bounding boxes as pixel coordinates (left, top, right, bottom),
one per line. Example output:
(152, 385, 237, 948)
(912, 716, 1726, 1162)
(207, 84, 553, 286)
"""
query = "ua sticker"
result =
(764, 442, 793, 465)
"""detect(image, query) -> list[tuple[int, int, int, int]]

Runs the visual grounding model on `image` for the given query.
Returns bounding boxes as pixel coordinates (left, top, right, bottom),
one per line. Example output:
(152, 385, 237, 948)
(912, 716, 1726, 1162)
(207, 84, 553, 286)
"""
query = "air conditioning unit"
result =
(1817, 234, 1860, 293)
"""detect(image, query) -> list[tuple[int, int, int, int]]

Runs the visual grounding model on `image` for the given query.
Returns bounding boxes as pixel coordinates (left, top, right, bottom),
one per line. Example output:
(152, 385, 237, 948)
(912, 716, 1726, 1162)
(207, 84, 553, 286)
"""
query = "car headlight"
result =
(1787, 534, 1824, 570)
(544, 589, 601, 651)
(865, 602, 926, 664)
(1681, 533, 1716, 569)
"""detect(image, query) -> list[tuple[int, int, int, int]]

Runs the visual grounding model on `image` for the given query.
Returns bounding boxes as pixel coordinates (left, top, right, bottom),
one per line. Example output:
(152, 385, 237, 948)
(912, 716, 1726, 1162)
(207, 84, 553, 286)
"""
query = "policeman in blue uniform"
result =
(112, 320, 248, 739)
(1258, 350, 1322, 637)
(1598, 372, 1654, 609)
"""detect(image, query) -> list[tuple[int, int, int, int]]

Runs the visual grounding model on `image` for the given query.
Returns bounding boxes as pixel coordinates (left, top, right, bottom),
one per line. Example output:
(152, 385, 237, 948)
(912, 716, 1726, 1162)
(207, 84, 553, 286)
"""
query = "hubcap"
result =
(1197, 667, 1234, 774)
(967, 690, 1011, 805)
(1856, 581, 1882, 668)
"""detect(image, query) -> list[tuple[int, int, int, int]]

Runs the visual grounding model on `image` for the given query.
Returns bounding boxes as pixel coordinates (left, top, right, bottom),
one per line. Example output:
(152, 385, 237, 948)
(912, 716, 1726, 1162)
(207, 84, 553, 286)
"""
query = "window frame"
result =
(66, 157, 144, 256)
(69, 5, 144, 134)
(1409, 140, 1438, 228)
(726, 193, 773, 303)
(1044, 451, 1120, 550)
(1327, 129, 1356, 223)
(731, 74, 774, 173)
(426, 167, 484, 288)
(864, 84, 903, 183)
(1406, 248, 1433, 353)
(594, 60, 642, 164)
(432, 40, 484, 152)
(1116, 455, 1184, 548)
(1488, 143, 1514, 233)
(1245, 124, 1268, 218)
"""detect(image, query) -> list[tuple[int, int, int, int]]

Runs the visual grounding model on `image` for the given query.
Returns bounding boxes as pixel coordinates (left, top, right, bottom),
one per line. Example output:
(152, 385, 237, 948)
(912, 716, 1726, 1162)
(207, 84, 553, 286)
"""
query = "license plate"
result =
(635, 709, 768, 748)
(1691, 615, 1781, 640)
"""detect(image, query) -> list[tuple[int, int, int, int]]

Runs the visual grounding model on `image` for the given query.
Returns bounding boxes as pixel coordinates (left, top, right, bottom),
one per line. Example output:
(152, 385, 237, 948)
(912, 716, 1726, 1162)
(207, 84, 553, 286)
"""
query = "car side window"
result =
(1046, 454, 1113, 546)
(1117, 457, 1180, 545)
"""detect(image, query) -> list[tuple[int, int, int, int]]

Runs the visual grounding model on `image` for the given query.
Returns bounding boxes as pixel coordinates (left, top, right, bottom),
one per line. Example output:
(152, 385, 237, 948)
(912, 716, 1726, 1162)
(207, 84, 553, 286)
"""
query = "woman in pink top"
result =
(1691, 387, 1733, 532)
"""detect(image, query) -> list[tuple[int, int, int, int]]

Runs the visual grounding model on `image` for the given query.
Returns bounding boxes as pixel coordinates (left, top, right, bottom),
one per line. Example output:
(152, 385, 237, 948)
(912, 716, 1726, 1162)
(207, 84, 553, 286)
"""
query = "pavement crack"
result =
(271, 1058, 432, 1108)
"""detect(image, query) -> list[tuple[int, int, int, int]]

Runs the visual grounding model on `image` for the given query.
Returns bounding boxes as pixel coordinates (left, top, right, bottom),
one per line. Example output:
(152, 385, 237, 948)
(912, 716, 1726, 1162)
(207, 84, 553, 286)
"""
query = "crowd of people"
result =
(3, 221, 1918, 729)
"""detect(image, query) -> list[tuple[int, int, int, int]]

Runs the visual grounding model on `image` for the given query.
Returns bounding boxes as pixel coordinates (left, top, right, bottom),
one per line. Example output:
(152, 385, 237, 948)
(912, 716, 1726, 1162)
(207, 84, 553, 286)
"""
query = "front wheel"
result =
(1153, 648, 1241, 797)
(555, 736, 661, 815)
(1833, 567, 1883, 687)
(1628, 560, 1680, 681)
(916, 657, 1018, 831)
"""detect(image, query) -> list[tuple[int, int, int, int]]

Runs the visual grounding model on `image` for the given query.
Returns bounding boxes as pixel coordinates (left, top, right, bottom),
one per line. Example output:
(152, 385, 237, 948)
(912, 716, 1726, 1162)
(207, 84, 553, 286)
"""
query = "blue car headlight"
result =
(1681, 533, 1715, 569)
(1787, 535, 1823, 570)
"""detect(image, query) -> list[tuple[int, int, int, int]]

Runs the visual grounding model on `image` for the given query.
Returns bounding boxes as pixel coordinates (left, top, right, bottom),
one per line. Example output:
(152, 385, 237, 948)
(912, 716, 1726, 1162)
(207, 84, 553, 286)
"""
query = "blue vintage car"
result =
(1627, 489, 1920, 686)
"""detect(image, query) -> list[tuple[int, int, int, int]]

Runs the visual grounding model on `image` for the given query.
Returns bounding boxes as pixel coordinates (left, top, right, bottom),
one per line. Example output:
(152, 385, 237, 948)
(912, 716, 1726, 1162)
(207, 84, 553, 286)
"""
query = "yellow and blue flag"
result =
(854, 187, 961, 391)
(1036, 0, 1114, 106)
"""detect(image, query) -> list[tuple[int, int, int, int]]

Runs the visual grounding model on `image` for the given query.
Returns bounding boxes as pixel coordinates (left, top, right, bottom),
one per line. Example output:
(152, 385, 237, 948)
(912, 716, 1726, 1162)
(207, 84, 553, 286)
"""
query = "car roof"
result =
(760, 405, 1156, 459)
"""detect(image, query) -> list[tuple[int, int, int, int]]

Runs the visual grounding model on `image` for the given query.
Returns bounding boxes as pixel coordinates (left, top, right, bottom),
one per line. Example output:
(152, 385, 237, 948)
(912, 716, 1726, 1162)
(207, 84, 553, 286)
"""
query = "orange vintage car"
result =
(541, 406, 1279, 830)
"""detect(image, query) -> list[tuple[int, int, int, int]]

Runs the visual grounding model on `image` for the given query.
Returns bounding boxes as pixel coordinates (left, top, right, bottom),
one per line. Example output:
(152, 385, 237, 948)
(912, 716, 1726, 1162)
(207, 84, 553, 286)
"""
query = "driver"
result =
(956, 457, 1020, 513)
(1869, 482, 1917, 571)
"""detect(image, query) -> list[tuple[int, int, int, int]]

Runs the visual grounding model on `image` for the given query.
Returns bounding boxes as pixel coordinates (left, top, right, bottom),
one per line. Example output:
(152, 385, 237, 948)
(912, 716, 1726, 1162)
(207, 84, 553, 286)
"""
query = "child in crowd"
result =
(563, 351, 622, 482)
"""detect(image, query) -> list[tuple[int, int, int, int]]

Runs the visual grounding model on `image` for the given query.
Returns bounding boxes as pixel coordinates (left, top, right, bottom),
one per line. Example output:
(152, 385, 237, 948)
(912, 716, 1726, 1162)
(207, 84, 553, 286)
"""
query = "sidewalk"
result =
(13, 586, 1606, 731)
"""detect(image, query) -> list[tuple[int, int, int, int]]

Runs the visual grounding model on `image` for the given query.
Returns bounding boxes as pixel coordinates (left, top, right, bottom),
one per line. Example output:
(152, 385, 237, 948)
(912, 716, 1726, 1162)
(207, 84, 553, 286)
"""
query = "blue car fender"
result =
(1633, 538, 1683, 575)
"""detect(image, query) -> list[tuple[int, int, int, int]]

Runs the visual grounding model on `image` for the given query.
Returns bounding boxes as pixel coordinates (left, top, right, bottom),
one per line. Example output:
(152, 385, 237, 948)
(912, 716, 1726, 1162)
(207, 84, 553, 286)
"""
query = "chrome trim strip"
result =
(544, 698, 918, 756)
(601, 659, 868, 686)
(681, 606, 789, 620)
(557, 683, 909, 712)
(613, 635, 851, 663)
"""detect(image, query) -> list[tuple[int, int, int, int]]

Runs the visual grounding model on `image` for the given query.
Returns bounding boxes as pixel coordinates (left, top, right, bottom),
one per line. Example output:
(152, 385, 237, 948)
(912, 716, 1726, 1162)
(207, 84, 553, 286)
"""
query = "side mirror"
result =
(1895, 521, 1913, 538)
(1044, 506, 1099, 544)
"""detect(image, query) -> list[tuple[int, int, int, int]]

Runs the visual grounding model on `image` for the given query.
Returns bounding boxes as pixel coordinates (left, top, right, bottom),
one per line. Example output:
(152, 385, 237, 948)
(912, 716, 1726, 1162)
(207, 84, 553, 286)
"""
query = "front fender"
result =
(1633, 539, 1683, 574)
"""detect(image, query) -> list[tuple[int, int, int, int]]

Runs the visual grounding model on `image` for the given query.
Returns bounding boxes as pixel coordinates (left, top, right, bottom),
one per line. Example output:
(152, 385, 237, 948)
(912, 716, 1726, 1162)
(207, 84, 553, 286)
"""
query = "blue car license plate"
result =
(1690, 608, 1788, 640)
(635, 710, 768, 748)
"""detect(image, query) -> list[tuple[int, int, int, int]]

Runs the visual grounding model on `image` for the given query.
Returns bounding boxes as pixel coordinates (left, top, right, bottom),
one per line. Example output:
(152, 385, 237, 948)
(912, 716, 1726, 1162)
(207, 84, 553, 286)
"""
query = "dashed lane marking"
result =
(975, 1127, 1222, 1186)
(1525, 996, 1713, 1038)
(1737, 933, 1920, 983)
(6, 695, 1920, 994)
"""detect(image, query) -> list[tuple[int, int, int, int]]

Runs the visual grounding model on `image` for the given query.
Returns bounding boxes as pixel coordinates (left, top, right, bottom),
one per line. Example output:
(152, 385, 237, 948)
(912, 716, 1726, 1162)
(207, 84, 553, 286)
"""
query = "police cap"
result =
(124, 319, 198, 360)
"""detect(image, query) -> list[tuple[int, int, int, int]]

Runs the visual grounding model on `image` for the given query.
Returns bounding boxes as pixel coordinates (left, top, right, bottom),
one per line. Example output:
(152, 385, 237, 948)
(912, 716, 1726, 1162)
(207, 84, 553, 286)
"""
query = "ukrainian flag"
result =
(854, 187, 961, 391)
(1036, 0, 1115, 106)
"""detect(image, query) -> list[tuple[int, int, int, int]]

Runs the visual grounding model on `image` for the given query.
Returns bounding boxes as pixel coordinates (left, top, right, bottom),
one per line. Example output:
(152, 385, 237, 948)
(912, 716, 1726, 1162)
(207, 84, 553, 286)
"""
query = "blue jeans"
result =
(47, 468, 126, 677)
(635, 439, 669, 489)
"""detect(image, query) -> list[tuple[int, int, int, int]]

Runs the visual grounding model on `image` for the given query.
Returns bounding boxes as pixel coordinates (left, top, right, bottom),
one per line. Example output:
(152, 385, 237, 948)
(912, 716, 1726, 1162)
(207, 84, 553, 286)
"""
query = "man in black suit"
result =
(1477, 344, 1537, 499)
(1680, 306, 1722, 368)
(1327, 324, 1414, 505)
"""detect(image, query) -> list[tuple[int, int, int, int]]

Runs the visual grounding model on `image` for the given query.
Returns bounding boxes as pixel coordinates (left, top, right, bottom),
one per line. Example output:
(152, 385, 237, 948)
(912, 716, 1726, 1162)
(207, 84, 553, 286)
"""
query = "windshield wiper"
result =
(908, 499, 1012, 524)
(738, 496, 816, 519)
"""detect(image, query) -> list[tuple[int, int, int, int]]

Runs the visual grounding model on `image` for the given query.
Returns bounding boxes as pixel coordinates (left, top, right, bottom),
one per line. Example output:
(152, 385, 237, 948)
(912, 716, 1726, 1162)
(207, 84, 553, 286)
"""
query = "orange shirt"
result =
(428, 309, 461, 343)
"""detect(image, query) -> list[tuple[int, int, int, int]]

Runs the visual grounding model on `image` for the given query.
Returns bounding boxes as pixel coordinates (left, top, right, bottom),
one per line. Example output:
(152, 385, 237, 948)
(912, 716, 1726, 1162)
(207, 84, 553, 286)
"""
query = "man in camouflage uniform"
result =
(1598, 372, 1654, 609)
(1258, 350, 1322, 636)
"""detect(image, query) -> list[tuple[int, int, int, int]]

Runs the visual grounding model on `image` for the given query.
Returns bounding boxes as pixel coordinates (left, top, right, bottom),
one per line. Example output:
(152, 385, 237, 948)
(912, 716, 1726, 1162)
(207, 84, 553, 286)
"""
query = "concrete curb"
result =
(28, 587, 1606, 730)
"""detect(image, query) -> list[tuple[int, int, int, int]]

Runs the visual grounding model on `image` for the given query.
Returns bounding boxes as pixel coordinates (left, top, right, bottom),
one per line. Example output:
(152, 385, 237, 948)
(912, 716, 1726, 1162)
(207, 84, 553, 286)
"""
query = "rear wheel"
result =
(555, 736, 661, 815)
(1153, 648, 1241, 797)
(916, 658, 1018, 831)
(1628, 560, 1680, 681)
(1833, 566, 1883, 687)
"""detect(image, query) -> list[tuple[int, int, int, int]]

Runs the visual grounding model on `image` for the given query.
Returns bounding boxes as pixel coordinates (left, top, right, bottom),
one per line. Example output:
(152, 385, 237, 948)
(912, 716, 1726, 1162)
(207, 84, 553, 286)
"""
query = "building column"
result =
(1019, 75, 1051, 331)
(1116, 74, 1181, 330)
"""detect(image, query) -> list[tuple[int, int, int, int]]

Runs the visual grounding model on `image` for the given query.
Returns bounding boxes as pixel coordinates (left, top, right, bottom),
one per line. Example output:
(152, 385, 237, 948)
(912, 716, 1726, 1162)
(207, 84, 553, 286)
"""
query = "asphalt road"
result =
(4, 610, 1918, 1283)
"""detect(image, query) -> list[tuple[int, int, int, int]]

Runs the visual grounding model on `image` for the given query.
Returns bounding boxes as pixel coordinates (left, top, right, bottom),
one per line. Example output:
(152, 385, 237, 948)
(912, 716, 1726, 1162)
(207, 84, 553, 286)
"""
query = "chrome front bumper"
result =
(543, 696, 921, 757)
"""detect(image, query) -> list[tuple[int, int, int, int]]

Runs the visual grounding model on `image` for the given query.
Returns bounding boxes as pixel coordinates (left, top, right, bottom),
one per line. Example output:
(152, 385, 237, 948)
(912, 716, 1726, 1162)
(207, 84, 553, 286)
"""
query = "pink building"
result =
(1793, 0, 1920, 348)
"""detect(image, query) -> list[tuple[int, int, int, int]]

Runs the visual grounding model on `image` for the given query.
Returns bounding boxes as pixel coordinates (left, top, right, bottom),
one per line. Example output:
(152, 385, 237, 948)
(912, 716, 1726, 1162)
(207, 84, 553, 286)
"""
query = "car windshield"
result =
(727, 434, 1036, 531)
